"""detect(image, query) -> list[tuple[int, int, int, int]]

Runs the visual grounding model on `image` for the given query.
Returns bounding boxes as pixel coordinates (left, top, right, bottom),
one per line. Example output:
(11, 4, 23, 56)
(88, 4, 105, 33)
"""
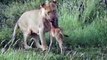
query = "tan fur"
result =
(48, 22, 64, 54)
(12, 2, 57, 51)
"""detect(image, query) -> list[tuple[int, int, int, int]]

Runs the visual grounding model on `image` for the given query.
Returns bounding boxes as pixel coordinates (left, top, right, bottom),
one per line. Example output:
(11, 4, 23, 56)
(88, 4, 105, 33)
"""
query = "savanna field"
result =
(0, 0, 107, 60)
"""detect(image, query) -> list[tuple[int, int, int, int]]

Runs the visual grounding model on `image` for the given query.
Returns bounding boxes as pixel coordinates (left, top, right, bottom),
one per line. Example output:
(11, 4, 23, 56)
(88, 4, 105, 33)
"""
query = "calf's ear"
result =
(52, 0, 57, 3)
(51, 0, 58, 8)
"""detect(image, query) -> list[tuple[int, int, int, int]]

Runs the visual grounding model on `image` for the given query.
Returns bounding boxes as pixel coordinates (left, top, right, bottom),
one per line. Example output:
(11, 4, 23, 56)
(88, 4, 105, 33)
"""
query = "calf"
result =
(48, 23, 64, 54)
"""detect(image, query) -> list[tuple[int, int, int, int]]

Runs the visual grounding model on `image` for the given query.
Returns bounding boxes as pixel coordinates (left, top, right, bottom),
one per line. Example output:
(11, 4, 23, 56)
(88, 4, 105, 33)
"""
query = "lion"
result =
(11, 1, 58, 51)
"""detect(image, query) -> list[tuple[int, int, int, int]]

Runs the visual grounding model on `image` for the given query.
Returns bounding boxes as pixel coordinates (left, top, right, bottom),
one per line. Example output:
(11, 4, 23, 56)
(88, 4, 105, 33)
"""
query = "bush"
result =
(58, 0, 107, 47)
(0, 28, 12, 41)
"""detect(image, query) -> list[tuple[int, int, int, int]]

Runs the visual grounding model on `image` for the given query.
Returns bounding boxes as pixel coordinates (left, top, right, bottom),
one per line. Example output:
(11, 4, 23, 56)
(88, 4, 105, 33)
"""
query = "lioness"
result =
(12, 1, 58, 51)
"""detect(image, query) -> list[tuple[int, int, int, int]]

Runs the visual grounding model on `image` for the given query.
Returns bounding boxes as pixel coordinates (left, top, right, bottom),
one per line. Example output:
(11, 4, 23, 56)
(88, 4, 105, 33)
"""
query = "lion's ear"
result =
(40, 3, 46, 8)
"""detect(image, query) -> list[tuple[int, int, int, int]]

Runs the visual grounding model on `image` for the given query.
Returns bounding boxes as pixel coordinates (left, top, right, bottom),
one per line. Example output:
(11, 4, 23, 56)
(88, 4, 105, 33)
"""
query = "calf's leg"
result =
(55, 35, 64, 54)
(48, 35, 53, 52)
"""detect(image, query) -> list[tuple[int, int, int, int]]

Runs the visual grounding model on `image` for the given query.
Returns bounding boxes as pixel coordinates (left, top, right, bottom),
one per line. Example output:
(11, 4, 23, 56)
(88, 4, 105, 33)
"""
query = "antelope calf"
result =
(48, 23, 64, 54)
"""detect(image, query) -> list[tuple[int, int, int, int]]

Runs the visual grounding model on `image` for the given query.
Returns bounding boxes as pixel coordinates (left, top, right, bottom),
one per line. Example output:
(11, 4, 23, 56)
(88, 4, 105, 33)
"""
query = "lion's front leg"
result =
(39, 28, 48, 51)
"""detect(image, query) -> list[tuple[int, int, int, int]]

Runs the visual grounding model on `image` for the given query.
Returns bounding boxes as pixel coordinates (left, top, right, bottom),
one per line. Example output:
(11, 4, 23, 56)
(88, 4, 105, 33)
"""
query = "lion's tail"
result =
(11, 23, 18, 42)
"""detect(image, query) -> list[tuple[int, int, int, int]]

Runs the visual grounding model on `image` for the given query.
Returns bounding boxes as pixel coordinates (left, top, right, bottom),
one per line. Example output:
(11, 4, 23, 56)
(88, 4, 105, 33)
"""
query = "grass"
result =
(0, 48, 107, 60)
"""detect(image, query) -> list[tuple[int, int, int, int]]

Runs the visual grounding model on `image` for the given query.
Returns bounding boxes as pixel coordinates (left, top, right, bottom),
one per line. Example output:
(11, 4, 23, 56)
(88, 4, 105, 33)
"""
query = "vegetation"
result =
(0, 48, 107, 60)
(0, 0, 107, 60)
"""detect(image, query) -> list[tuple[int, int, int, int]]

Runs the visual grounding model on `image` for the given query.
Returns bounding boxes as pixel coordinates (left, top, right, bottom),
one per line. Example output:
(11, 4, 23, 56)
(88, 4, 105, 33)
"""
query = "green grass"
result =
(0, 48, 107, 60)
